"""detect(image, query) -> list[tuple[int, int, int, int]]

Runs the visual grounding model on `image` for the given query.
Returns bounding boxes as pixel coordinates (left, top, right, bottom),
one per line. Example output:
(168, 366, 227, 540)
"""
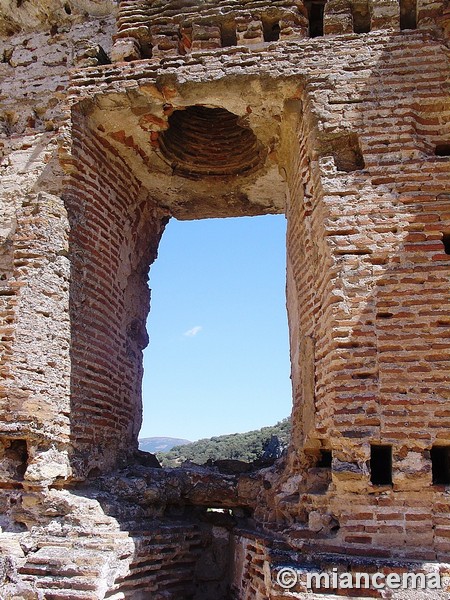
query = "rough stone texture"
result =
(1, 0, 450, 598)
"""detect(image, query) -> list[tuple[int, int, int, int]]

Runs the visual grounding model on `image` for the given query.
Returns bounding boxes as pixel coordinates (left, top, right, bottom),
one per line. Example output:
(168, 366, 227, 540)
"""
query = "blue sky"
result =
(140, 214, 292, 442)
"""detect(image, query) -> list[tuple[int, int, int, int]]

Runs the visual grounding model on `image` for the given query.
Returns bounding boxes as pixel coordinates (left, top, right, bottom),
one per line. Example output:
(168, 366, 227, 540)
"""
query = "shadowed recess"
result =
(158, 106, 263, 178)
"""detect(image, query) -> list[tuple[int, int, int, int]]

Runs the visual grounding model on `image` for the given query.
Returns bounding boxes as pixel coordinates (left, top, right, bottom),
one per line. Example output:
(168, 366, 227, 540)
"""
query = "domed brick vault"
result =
(0, 0, 450, 598)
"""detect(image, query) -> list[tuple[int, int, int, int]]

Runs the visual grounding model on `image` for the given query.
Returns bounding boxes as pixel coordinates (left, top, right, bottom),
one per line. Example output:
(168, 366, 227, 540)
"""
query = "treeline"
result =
(157, 417, 291, 467)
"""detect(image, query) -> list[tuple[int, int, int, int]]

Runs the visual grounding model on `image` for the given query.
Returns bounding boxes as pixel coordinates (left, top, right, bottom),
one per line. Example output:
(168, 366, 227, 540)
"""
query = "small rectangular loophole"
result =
(431, 446, 450, 485)
(352, 2, 371, 33)
(442, 233, 450, 255)
(262, 18, 281, 42)
(306, 1, 325, 37)
(370, 445, 392, 486)
(400, 0, 417, 29)
(220, 21, 237, 47)
(316, 449, 332, 468)
(435, 144, 450, 157)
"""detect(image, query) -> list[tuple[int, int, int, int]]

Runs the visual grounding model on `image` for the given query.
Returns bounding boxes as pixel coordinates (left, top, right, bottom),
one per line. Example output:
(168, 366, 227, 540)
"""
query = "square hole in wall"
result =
(316, 449, 332, 468)
(262, 17, 281, 42)
(1, 438, 28, 480)
(370, 445, 392, 486)
(442, 233, 450, 255)
(431, 446, 450, 485)
(435, 144, 450, 157)
(320, 132, 365, 172)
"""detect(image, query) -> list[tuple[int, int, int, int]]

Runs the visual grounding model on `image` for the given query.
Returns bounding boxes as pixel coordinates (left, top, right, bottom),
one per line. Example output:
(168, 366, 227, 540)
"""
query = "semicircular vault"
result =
(158, 105, 264, 178)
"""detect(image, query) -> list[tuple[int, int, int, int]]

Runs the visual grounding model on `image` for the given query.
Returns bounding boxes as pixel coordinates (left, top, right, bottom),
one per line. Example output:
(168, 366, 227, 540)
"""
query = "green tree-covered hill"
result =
(157, 418, 291, 467)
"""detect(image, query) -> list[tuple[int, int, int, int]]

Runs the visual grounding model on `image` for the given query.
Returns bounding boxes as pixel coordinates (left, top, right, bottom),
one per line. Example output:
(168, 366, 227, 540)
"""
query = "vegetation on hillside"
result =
(139, 437, 191, 453)
(157, 417, 291, 467)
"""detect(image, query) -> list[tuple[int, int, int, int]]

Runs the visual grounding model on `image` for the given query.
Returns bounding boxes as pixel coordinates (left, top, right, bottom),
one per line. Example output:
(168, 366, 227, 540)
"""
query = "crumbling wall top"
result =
(0, 0, 118, 36)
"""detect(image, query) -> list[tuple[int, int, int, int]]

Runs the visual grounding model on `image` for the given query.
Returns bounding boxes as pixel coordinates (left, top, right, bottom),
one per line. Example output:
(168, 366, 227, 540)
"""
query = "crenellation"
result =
(112, 0, 438, 59)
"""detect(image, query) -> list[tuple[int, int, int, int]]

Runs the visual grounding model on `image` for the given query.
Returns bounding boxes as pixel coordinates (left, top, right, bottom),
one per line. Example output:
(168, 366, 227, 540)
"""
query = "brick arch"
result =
(158, 105, 264, 178)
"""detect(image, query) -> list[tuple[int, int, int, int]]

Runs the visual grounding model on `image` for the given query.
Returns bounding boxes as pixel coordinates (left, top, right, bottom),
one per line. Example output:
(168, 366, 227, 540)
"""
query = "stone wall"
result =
(0, 3, 118, 483)
(230, 530, 450, 598)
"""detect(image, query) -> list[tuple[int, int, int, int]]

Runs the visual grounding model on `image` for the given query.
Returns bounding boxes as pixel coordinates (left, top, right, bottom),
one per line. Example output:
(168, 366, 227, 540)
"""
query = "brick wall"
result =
(66, 15, 450, 557)
(65, 116, 167, 478)
(0, 12, 117, 485)
(108, 521, 231, 599)
(0, 137, 73, 485)
(230, 531, 450, 599)
(111, 0, 447, 61)
(253, 26, 450, 560)
(114, 0, 309, 60)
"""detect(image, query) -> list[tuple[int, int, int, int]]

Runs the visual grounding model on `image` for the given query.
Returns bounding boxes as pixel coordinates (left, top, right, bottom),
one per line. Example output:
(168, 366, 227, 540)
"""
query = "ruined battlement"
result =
(110, 0, 448, 60)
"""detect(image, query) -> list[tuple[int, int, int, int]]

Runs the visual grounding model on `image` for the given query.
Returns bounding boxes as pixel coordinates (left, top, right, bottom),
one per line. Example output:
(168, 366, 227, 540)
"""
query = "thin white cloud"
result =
(184, 326, 203, 338)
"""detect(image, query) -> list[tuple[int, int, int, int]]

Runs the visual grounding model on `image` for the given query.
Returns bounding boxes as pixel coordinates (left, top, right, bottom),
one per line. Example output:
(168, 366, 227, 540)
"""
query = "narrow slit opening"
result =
(431, 446, 450, 485)
(370, 444, 392, 486)
(441, 233, 450, 255)
(262, 18, 281, 42)
(376, 312, 394, 319)
(400, 0, 417, 30)
(306, 1, 326, 37)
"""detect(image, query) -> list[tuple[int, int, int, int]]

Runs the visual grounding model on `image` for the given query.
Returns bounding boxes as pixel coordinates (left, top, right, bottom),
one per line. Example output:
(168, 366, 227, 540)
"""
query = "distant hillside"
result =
(157, 418, 291, 467)
(139, 437, 191, 453)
